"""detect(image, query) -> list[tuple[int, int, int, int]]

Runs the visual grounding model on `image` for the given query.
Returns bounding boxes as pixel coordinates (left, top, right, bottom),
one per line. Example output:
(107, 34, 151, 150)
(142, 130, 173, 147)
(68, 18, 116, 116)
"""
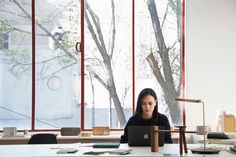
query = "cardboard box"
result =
(92, 127, 110, 135)
(61, 127, 81, 136)
(80, 131, 92, 137)
(224, 115, 235, 132)
(235, 117, 236, 132)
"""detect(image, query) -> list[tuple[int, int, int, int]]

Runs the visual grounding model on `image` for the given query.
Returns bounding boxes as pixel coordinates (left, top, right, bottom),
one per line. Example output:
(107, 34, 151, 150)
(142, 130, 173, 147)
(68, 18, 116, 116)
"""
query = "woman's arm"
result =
(120, 124, 128, 143)
(120, 116, 136, 143)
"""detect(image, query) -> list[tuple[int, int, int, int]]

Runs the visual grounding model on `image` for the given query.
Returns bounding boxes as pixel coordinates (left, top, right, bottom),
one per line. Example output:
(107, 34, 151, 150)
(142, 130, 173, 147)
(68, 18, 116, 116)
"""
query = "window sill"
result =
(0, 131, 122, 145)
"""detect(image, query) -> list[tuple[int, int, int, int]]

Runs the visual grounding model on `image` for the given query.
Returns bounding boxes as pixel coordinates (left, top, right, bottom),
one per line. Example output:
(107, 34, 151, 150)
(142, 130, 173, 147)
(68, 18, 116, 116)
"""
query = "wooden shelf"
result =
(0, 134, 120, 145)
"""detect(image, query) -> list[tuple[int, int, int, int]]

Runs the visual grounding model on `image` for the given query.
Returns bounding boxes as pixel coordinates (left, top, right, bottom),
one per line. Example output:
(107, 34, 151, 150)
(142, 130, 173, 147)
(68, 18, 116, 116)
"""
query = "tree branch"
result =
(0, 20, 47, 36)
(167, 0, 178, 15)
(109, 0, 116, 59)
(161, 3, 170, 29)
(43, 1, 73, 24)
(0, 9, 27, 18)
(85, 65, 108, 90)
(12, 0, 78, 61)
(146, 53, 167, 89)
(39, 62, 77, 80)
(147, 0, 176, 91)
(85, 1, 109, 62)
(84, 8, 104, 55)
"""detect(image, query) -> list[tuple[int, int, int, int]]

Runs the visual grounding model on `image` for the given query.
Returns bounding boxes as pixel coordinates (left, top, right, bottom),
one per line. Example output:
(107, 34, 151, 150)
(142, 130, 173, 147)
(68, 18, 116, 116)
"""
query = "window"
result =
(0, 0, 81, 130)
(35, 0, 81, 129)
(84, 0, 132, 129)
(0, 0, 183, 131)
(0, 0, 32, 130)
(135, 0, 183, 126)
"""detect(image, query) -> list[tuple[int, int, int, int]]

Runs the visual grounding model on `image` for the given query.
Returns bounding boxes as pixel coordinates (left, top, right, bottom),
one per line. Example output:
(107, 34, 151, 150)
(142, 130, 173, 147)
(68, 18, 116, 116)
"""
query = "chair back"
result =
(28, 133, 57, 144)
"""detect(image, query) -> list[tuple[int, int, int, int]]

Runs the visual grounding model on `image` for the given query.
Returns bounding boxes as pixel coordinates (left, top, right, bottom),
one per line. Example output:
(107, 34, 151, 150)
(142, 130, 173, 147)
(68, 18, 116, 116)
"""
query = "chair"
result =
(28, 133, 57, 144)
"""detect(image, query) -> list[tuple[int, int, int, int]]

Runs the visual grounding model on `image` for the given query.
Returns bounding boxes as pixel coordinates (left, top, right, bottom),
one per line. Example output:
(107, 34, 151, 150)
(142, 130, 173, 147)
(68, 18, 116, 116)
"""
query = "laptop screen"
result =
(128, 125, 165, 147)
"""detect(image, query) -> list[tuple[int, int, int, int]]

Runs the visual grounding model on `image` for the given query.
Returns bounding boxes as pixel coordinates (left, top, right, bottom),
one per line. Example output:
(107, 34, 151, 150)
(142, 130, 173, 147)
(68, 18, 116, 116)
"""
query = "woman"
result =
(120, 88, 172, 143)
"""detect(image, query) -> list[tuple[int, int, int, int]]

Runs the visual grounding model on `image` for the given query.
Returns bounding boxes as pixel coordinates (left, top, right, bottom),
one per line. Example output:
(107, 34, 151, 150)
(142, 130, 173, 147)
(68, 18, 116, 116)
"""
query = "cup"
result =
(150, 126, 159, 152)
(23, 130, 28, 136)
(196, 125, 211, 135)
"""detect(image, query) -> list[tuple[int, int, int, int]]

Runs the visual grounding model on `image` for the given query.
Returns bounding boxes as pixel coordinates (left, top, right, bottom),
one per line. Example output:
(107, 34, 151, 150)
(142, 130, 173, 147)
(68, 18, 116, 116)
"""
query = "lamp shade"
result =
(175, 98, 202, 103)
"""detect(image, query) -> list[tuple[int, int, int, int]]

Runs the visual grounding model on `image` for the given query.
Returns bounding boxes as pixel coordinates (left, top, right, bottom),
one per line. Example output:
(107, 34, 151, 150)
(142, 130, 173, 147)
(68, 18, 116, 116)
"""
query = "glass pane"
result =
(135, 0, 182, 125)
(35, 0, 81, 129)
(84, 0, 132, 129)
(0, 0, 32, 130)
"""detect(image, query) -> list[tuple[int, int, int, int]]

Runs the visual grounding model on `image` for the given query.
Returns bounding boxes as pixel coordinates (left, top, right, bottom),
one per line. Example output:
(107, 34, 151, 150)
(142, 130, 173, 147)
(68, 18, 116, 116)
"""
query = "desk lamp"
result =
(175, 98, 220, 154)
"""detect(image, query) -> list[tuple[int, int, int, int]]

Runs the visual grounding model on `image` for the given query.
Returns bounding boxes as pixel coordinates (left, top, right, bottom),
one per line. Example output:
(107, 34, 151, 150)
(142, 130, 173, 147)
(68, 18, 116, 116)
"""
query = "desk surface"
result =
(0, 143, 235, 157)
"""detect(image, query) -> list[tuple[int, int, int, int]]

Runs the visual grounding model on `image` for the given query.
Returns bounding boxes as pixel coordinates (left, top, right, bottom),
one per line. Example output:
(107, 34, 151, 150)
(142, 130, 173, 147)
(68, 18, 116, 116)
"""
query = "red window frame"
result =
(27, 0, 185, 132)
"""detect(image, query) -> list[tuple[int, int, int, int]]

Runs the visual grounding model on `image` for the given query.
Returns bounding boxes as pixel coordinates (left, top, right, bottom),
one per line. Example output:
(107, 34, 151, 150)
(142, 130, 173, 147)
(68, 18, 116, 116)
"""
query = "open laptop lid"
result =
(128, 125, 165, 147)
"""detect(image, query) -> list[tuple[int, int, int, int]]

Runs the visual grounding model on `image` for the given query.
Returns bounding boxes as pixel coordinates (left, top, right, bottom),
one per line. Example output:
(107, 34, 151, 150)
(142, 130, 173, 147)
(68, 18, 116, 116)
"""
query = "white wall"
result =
(185, 0, 236, 131)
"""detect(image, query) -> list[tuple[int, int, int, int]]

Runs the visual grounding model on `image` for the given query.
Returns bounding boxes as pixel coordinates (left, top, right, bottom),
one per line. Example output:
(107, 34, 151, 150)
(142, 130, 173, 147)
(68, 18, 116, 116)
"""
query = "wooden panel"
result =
(0, 135, 120, 145)
(235, 117, 236, 132)
(92, 127, 110, 135)
(224, 115, 235, 132)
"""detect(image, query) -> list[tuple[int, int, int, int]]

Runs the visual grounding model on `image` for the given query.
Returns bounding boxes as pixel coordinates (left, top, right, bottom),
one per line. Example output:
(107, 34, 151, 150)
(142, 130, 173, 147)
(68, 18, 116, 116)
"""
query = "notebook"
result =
(128, 125, 165, 146)
(93, 142, 120, 148)
(56, 148, 78, 154)
(108, 149, 132, 155)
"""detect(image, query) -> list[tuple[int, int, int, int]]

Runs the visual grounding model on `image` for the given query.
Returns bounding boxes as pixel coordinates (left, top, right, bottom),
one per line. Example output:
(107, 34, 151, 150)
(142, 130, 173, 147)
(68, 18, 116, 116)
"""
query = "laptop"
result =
(128, 125, 165, 147)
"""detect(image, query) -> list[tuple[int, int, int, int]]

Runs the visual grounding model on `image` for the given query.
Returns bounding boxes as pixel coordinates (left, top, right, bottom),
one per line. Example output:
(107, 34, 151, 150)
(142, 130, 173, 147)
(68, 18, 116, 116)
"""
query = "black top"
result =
(120, 113, 172, 143)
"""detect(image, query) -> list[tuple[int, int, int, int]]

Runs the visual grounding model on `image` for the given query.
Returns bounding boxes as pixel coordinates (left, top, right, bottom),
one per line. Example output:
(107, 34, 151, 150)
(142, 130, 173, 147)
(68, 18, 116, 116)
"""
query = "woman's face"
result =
(141, 95, 156, 119)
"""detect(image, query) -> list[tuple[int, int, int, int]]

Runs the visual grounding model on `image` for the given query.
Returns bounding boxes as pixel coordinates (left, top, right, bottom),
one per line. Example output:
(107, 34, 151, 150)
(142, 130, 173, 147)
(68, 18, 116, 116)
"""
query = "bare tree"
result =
(84, 0, 126, 126)
(146, 0, 182, 124)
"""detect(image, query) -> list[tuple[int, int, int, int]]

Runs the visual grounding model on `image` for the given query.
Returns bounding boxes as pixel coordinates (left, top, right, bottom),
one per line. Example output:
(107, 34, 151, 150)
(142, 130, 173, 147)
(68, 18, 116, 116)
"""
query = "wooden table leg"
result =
(182, 128, 187, 153)
(176, 126, 187, 155)
(179, 127, 183, 154)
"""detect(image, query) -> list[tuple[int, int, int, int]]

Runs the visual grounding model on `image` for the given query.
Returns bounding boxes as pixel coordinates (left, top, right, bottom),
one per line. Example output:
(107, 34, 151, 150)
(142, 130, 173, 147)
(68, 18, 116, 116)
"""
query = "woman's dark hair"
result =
(134, 88, 158, 119)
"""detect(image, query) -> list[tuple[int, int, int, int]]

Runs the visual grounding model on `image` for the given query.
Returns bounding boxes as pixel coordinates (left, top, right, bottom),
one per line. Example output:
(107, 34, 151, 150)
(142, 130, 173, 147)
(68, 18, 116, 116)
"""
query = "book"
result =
(230, 146, 236, 153)
(83, 149, 132, 155)
(198, 139, 236, 145)
(56, 148, 78, 154)
(93, 142, 120, 148)
(108, 149, 132, 155)
(83, 151, 105, 155)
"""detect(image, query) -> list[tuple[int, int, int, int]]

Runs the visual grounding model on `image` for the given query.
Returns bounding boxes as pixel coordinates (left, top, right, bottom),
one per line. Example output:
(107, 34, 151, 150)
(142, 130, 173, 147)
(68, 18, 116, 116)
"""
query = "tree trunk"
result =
(105, 62, 126, 127)
(146, 0, 181, 124)
(84, 1, 126, 127)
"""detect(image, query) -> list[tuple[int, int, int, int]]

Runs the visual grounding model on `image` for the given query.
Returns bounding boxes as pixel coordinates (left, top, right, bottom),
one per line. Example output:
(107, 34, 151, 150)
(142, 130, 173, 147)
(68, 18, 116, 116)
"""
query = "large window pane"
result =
(0, 0, 32, 130)
(35, 0, 81, 129)
(84, 0, 132, 129)
(135, 0, 183, 125)
(1, 0, 184, 131)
